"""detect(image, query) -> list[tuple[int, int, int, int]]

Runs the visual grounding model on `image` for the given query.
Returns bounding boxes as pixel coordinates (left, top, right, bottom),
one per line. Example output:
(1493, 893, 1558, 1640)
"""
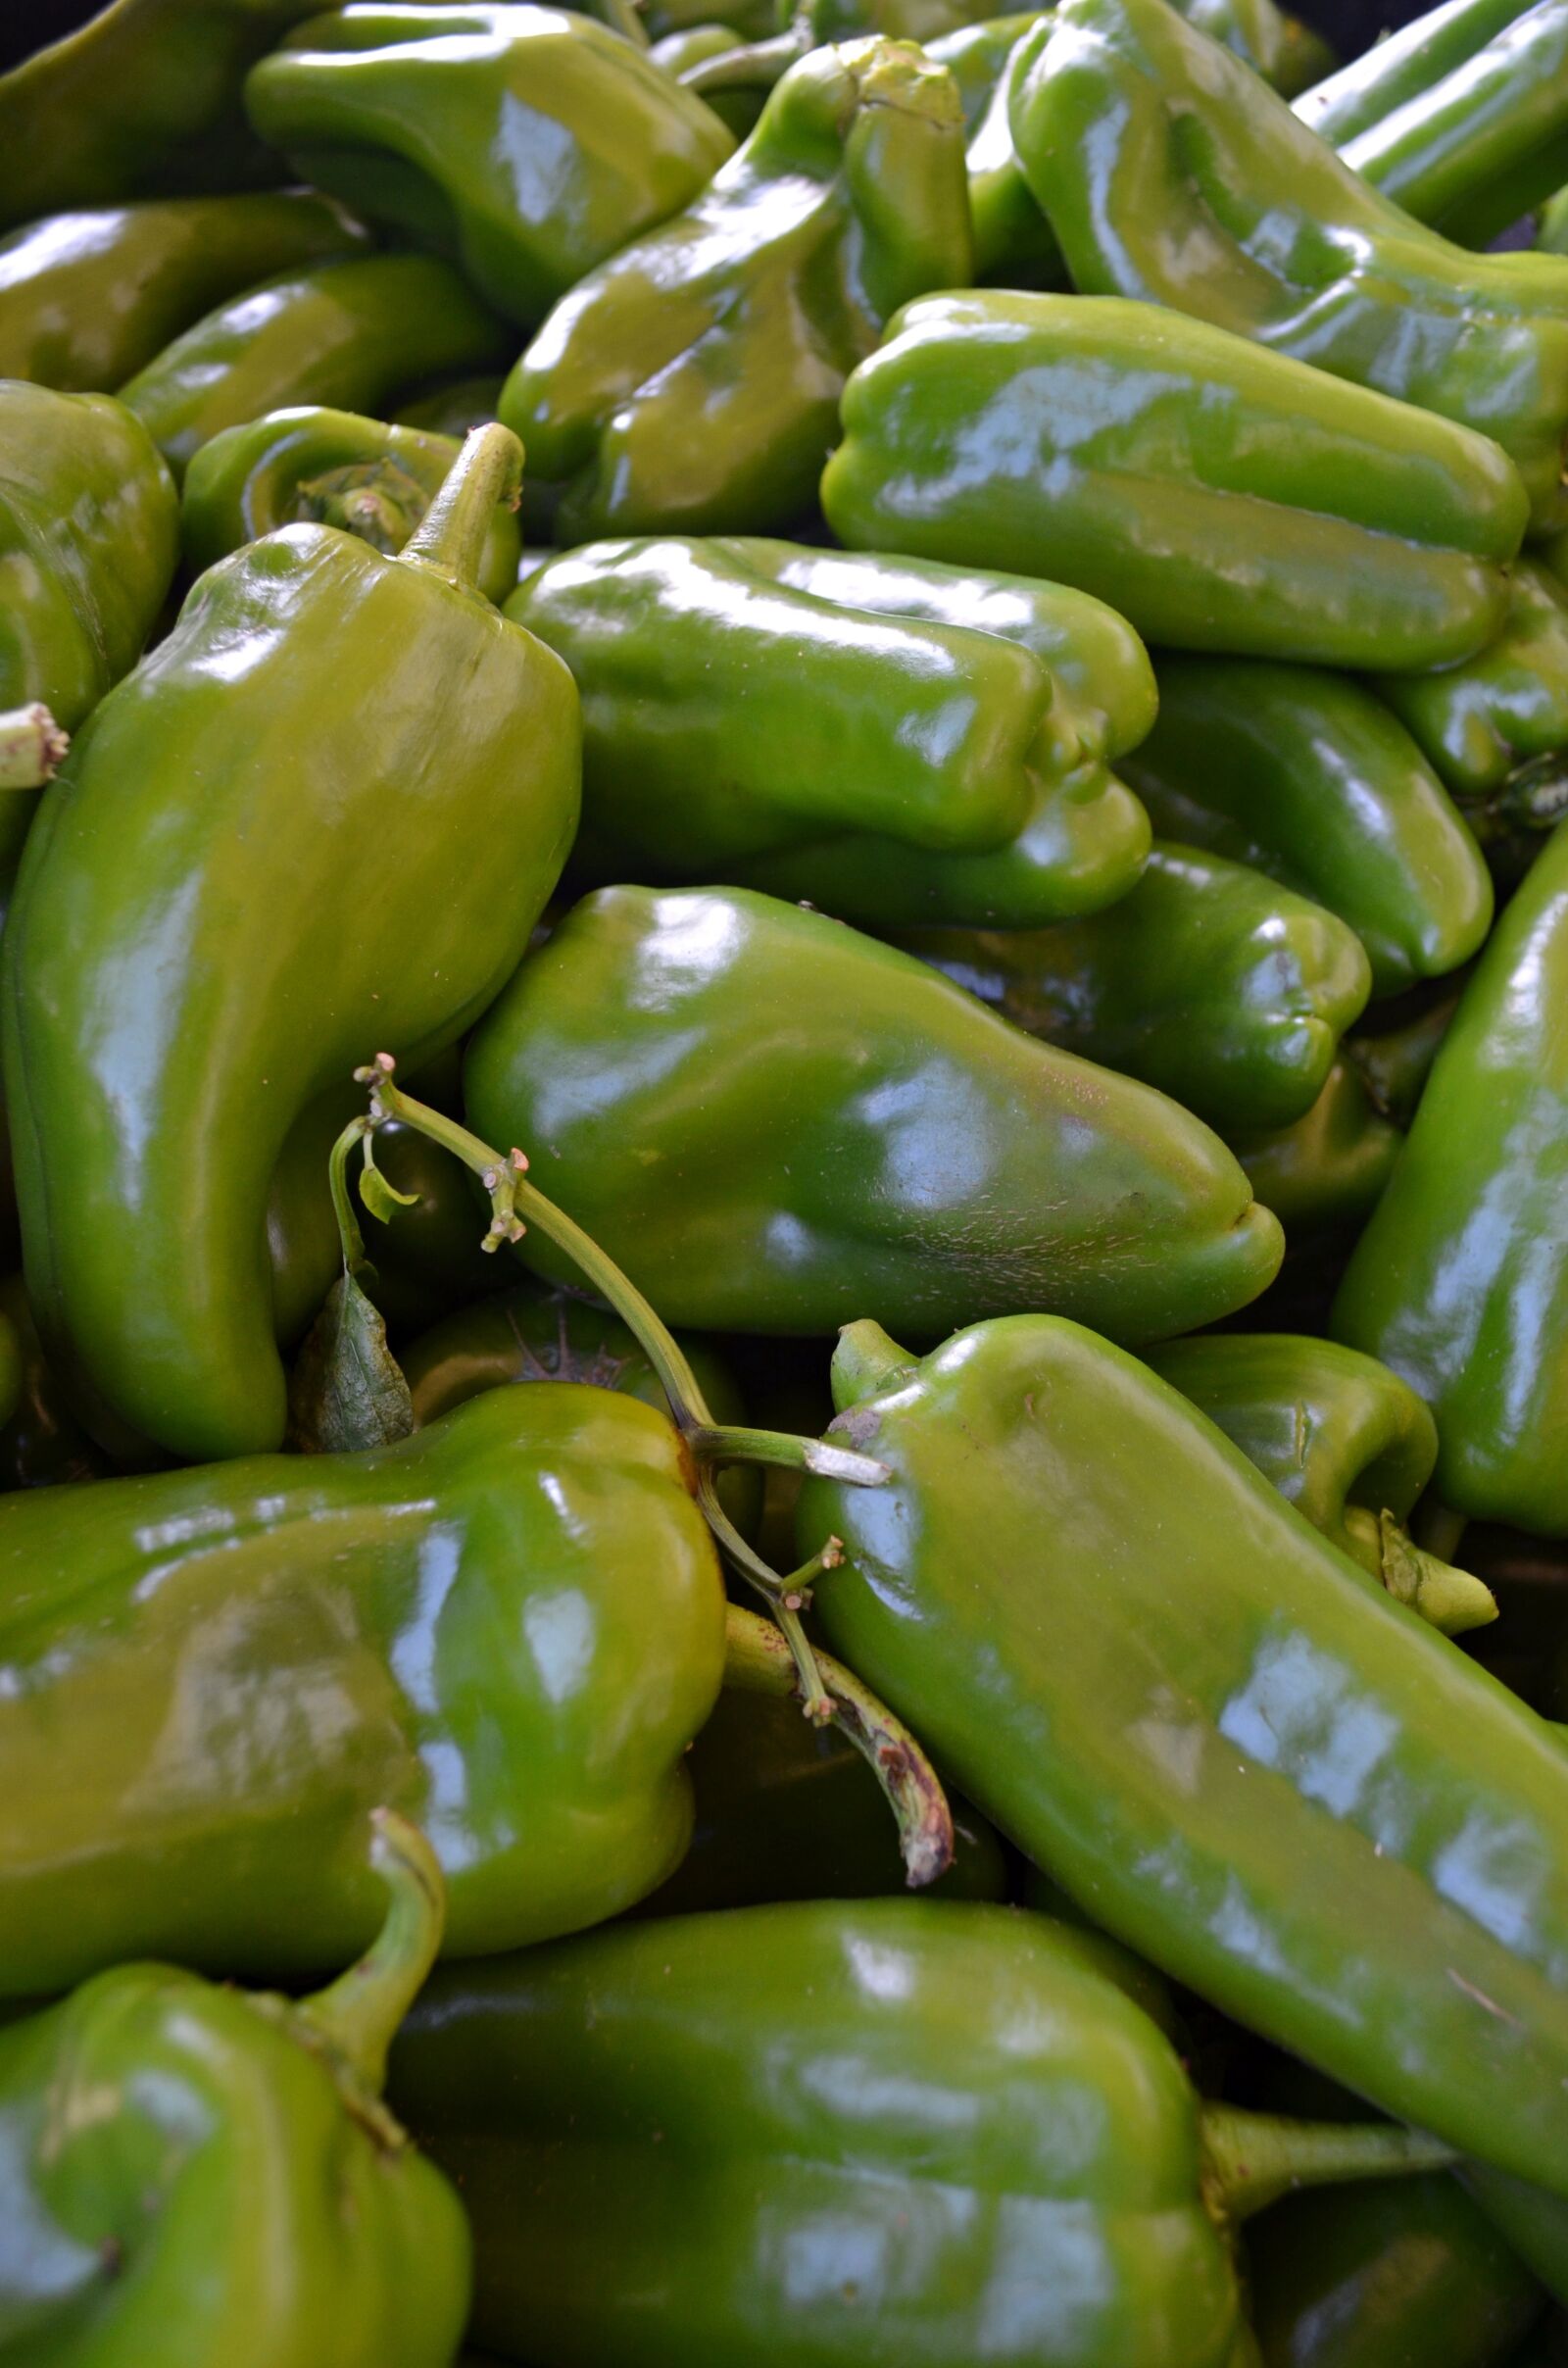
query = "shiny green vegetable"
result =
(120, 251, 512, 480)
(899, 843, 1371, 1132)
(1467, 2170, 1568, 2308)
(464, 884, 1284, 1342)
(394, 373, 507, 438)
(1225, 1057, 1402, 1237)
(501, 37, 973, 537)
(822, 293, 1526, 670)
(799, 1313, 1568, 2193)
(923, 14, 1062, 284)
(245, 4, 735, 327)
(0, 1810, 471, 2364)
(1376, 561, 1568, 820)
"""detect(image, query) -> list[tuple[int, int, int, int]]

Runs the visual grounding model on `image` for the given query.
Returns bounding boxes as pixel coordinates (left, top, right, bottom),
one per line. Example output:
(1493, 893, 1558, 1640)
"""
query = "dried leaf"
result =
(288, 1269, 415, 1455)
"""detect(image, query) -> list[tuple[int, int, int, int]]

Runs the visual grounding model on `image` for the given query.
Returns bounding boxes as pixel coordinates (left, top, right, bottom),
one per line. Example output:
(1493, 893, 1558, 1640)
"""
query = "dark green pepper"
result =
(501, 37, 973, 538)
(0, 1809, 471, 2363)
(899, 843, 1371, 1133)
(1334, 817, 1568, 1535)
(1120, 658, 1494, 999)
(245, 4, 735, 327)
(822, 293, 1526, 670)
(0, 1379, 724, 1995)
(1294, 0, 1530, 145)
(0, 191, 369, 392)
(1345, 983, 1464, 1125)
(390, 1898, 1452, 2368)
(1376, 561, 1568, 825)
(510, 536, 1153, 918)
(799, 1313, 1568, 2192)
(464, 884, 1284, 1342)
(1147, 1333, 1498, 1635)
(182, 404, 521, 602)
(1467, 2170, 1568, 2308)
(394, 373, 507, 438)
(924, 13, 1064, 285)
(1006, 0, 1568, 530)
(2, 424, 580, 1464)
(1225, 1057, 1402, 1237)
(120, 250, 513, 480)
(0, 1272, 106, 1492)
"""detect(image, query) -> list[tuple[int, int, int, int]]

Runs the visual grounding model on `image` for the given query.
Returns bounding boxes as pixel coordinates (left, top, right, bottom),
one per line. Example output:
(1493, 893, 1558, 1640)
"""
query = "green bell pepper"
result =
(463, 883, 1284, 1342)
(0, 1809, 471, 2364)
(0, 191, 369, 392)
(1248, 2173, 1544, 2368)
(651, 22, 766, 135)
(390, 1899, 1451, 2368)
(1334, 817, 1568, 1535)
(0, 1379, 724, 1996)
(0, 0, 325, 229)
(798, 1313, 1568, 2192)
(394, 373, 507, 438)
(510, 535, 1153, 916)
(822, 293, 1526, 671)
(2, 424, 580, 1465)
(120, 250, 513, 481)
(182, 404, 522, 601)
(1467, 2170, 1568, 2308)
(1345, 984, 1464, 1124)
(1225, 1057, 1403, 1237)
(898, 842, 1371, 1133)
(1119, 658, 1494, 1000)
(245, 4, 735, 329)
(1147, 1333, 1498, 1635)
(924, 14, 1063, 284)
(1006, 0, 1568, 531)
(1298, 0, 1568, 247)
(500, 37, 973, 538)
(1375, 561, 1568, 824)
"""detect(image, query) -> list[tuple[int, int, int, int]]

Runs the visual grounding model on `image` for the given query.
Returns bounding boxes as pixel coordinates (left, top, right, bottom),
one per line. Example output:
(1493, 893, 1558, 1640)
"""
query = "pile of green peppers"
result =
(6, 0, 1568, 2354)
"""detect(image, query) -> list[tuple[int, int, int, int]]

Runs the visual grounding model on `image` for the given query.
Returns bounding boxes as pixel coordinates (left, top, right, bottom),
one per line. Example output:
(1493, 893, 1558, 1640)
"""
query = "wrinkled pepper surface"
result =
(0, 1380, 723, 1996)
(512, 535, 1153, 917)
(0, 1810, 471, 2363)
(1007, 0, 1568, 530)
(246, 5, 734, 328)
(182, 403, 521, 600)
(1334, 817, 1568, 1535)
(899, 843, 1371, 1133)
(120, 250, 512, 479)
(799, 1313, 1568, 2193)
(502, 37, 973, 538)
(822, 293, 1525, 670)
(1376, 560, 1568, 817)
(390, 1899, 1450, 2368)
(464, 884, 1283, 1342)
(3, 423, 579, 1464)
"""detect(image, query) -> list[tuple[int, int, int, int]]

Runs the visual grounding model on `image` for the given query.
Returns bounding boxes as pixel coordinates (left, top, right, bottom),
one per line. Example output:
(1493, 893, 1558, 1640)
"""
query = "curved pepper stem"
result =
(1346, 1505, 1498, 1637)
(1199, 2102, 1456, 2225)
(723, 1603, 955, 1886)
(296, 1807, 447, 2099)
(296, 458, 432, 555)
(398, 421, 522, 594)
(0, 703, 68, 790)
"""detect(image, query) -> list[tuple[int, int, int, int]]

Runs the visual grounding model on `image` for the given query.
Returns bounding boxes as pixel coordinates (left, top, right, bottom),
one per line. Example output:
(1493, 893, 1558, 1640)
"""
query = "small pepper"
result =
(501, 37, 973, 538)
(120, 251, 513, 480)
(899, 842, 1372, 1134)
(0, 1809, 472, 2363)
(464, 884, 1284, 1343)
(822, 293, 1526, 670)
(245, 4, 735, 327)
(1375, 561, 1568, 826)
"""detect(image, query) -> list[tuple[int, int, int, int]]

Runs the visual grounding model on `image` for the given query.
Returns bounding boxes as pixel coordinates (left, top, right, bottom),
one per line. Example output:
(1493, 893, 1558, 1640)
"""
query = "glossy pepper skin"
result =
(246, 6, 734, 329)
(182, 404, 521, 602)
(0, 1812, 472, 2365)
(924, 14, 1063, 284)
(120, 250, 512, 480)
(1375, 561, 1568, 814)
(798, 1314, 1568, 2194)
(899, 844, 1371, 1134)
(1147, 1333, 1496, 1634)
(511, 536, 1153, 913)
(1298, 0, 1568, 248)
(0, 1382, 724, 1998)
(501, 38, 973, 539)
(2, 425, 580, 1466)
(391, 1899, 1445, 2368)
(822, 294, 1524, 672)
(0, 0, 325, 229)
(1007, 0, 1568, 532)
(0, 192, 368, 391)
(1334, 819, 1568, 1535)
(465, 884, 1283, 1343)
(1248, 2174, 1544, 2368)
(1121, 658, 1494, 1000)
(1226, 1058, 1402, 1238)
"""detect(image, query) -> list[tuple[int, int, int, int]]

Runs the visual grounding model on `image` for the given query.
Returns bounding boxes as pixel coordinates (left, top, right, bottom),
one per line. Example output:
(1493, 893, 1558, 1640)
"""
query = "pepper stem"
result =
(0, 703, 67, 790)
(723, 1603, 955, 1887)
(1371, 1508, 1497, 1637)
(296, 1807, 446, 2097)
(296, 458, 431, 555)
(1199, 2103, 1456, 2225)
(398, 421, 522, 592)
(830, 1317, 918, 1411)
